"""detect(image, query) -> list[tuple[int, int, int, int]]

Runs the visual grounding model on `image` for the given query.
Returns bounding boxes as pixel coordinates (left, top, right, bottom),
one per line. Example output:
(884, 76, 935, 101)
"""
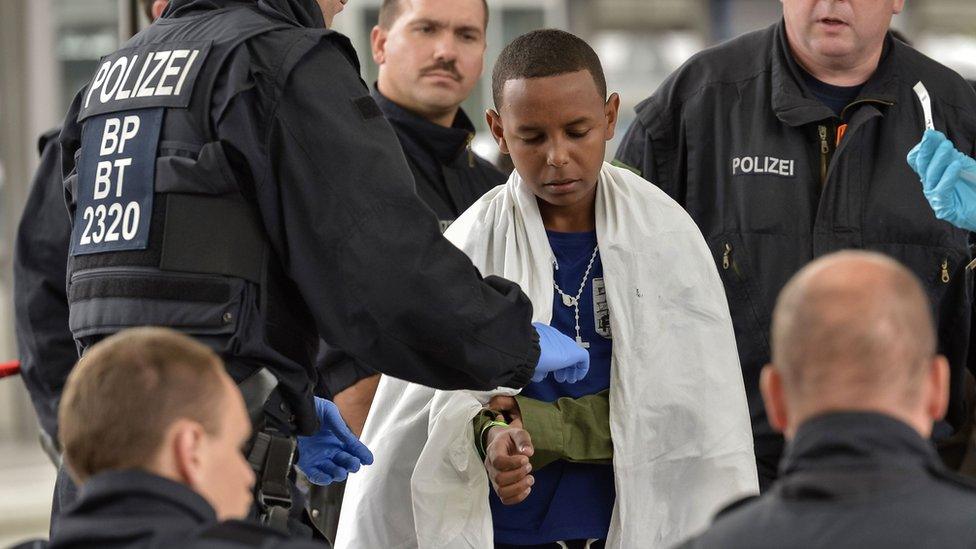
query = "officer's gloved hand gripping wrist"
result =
(296, 397, 374, 486)
(531, 322, 590, 384)
(908, 129, 976, 232)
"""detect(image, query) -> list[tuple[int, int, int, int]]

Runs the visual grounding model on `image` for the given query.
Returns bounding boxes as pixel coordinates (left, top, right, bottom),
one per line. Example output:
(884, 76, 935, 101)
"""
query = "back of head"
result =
(771, 251, 936, 419)
(491, 29, 607, 109)
(59, 327, 226, 483)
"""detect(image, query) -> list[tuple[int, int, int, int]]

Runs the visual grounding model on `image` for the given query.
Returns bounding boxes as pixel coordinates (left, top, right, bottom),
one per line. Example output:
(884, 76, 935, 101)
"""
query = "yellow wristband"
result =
(478, 419, 509, 459)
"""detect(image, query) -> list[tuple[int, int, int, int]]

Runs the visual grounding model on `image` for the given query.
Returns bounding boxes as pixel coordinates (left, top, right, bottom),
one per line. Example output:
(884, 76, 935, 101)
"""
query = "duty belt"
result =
(248, 428, 296, 532)
(239, 367, 296, 533)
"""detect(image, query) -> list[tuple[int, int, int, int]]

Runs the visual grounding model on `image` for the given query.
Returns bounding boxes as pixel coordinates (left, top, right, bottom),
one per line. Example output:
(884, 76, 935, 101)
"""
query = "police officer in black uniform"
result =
(370, 0, 505, 233)
(53, 0, 588, 535)
(679, 252, 976, 549)
(615, 2, 976, 488)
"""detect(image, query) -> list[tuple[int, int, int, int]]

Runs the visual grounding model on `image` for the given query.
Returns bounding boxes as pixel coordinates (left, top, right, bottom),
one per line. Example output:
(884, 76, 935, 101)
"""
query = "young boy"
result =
(339, 30, 757, 549)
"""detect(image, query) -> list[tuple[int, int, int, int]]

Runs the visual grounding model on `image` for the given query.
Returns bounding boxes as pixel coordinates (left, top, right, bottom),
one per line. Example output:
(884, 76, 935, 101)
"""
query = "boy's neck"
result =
(538, 190, 597, 233)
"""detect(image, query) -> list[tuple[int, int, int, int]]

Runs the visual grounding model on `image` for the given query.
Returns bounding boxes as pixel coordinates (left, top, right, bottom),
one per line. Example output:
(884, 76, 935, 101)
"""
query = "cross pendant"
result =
(575, 336, 590, 349)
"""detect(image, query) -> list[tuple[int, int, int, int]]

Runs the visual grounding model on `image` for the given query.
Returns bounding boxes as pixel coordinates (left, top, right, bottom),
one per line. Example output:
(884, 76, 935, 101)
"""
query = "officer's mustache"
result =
(420, 61, 462, 82)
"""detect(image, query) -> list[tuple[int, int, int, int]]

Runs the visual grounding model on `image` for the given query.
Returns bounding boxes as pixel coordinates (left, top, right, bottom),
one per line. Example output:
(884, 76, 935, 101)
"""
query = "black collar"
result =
(70, 469, 218, 524)
(372, 86, 475, 165)
(771, 19, 899, 126)
(780, 412, 939, 477)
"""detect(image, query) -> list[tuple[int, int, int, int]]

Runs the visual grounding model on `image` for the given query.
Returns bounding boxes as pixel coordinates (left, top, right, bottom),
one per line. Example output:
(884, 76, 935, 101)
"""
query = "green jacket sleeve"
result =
(471, 391, 613, 468)
(518, 390, 612, 470)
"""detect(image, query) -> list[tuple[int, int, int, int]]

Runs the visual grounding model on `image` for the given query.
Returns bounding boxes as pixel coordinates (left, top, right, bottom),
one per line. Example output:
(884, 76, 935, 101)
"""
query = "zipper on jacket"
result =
(722, 243, 732, 270)
(942, 258, 950, 284)
(818, 124, 830, 186)
(839, 98, 895, 122)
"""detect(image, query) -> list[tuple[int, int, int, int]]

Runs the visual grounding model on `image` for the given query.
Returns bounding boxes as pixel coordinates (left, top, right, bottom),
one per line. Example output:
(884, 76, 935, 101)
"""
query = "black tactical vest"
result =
(64, 5, 323, 432)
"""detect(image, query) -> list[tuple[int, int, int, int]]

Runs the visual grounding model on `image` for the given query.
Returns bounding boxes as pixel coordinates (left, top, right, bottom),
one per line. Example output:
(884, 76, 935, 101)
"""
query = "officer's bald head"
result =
(763, 251, 949, 437)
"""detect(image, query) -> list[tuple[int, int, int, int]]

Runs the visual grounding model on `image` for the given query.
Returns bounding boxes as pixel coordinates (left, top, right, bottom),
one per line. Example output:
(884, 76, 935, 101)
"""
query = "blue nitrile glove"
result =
(907, 129, 976, 232)
(296, 397, 373, 486)
(532, 322, 590, 384)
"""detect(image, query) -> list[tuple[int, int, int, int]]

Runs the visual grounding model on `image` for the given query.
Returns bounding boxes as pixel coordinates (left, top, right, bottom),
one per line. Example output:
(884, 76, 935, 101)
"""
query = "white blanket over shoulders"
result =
(337, 162, 757, 549)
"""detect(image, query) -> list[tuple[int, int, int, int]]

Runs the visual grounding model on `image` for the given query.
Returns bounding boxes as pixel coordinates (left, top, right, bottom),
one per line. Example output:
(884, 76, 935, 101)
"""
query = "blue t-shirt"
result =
(490, 230, 615, 545)
(799, 66, 864, 118)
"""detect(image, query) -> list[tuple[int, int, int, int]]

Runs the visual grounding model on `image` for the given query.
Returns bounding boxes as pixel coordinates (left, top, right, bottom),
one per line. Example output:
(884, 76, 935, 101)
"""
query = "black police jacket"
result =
(372, 87, 506, 231)
(679, 413, 976, 549)
(45, 470, 322, 548)
(57, 0, 538, 435)
(317, 88, 507, 396)
(14, 129, 74, 444)
(615, 20, 976, 484)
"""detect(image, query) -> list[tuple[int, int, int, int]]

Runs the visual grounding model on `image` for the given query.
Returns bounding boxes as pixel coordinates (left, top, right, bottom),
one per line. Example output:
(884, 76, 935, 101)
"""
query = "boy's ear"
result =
(370, 25, 388, 65)
(604, 93, 621, 141)
(486, 109, 511, 155)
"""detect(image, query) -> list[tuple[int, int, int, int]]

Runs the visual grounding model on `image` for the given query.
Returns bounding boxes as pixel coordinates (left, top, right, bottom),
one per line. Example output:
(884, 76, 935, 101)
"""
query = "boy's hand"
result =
(488, 395, 522, 424)
(484, 424, 535, 505)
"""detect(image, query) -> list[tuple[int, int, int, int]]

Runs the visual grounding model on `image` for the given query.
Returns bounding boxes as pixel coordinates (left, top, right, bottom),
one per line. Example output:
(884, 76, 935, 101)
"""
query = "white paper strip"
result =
(912, 81, 975, 183)
(913, 81, 934, 131)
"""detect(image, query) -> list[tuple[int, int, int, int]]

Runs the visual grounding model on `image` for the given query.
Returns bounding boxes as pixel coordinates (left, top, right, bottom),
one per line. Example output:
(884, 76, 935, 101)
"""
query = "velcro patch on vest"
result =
(354, 95, 384, 120)
(78, 41, 212, 122)
(70, 108, 163, 256)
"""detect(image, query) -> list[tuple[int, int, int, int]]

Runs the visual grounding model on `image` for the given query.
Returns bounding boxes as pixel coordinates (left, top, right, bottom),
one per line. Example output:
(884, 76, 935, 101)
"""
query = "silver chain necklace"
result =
(553, 244, 599, 349)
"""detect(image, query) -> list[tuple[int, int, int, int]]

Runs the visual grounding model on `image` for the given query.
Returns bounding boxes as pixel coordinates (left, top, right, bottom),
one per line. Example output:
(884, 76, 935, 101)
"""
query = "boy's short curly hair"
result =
(492, 29, 607, 109)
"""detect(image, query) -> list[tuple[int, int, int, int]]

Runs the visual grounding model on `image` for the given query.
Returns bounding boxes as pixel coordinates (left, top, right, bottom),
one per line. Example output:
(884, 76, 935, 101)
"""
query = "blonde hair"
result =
(59, 327, 226, 482)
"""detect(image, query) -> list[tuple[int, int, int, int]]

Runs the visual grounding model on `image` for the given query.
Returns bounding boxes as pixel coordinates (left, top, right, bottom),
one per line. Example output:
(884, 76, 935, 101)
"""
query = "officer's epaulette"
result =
(713, 493, 761, 519)
(927, 462, 976, 493)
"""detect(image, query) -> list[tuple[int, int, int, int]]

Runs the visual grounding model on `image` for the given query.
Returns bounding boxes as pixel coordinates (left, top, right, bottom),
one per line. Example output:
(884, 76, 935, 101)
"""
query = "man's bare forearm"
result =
(333, 374, 381, 437)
